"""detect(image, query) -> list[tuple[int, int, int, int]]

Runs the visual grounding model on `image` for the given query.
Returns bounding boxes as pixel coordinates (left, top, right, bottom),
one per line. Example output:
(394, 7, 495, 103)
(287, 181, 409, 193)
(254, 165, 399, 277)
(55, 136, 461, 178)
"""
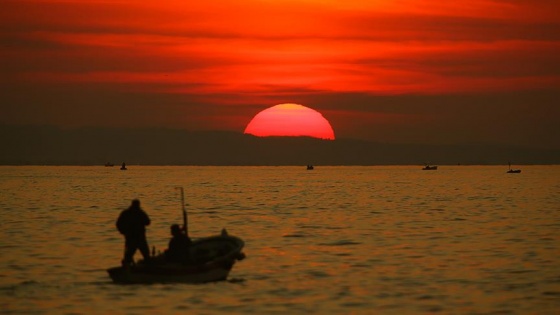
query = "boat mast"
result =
(177, 186, 188, 237)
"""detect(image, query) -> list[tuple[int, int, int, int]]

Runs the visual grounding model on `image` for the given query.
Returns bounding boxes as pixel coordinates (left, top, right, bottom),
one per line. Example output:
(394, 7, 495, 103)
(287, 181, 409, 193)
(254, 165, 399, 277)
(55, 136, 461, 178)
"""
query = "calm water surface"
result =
(0, 166, 559, 314)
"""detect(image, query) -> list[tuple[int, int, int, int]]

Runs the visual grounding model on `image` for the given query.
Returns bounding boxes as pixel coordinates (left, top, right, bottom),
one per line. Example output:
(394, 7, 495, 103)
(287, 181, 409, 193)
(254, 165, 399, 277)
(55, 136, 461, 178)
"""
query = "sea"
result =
(0, 165, 559, 314)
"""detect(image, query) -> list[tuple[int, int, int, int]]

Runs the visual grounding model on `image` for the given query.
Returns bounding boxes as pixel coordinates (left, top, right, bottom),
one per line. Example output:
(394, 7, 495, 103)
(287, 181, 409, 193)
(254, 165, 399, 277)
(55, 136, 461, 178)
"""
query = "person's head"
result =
(170, 224, 182, 236)
(130, 199, 140, 209)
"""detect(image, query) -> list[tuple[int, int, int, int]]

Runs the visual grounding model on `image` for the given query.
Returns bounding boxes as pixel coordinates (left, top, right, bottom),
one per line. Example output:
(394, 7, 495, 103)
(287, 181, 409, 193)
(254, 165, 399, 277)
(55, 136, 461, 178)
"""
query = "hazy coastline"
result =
(1, 124, 559, 166)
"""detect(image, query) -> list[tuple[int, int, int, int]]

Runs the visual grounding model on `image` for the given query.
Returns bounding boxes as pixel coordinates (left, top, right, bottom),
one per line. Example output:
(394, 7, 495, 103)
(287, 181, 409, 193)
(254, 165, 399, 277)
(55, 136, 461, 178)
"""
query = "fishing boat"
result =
(107, 232, 245, 284)
(107, 187, 246, 284)
(307, 164, 314, 170)
(422, 164, 438, 170)
(507, 162, 521, 173)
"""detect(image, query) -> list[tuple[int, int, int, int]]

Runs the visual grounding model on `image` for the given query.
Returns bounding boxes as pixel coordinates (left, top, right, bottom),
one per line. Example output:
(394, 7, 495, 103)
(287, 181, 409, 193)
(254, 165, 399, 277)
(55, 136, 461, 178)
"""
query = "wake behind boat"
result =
(107, 232, 245, 284)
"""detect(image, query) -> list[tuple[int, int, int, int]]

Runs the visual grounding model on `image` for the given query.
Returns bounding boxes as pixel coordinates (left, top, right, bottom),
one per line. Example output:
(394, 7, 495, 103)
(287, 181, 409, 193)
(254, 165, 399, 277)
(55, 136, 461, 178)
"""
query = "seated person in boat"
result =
(165, 224, 192, 262)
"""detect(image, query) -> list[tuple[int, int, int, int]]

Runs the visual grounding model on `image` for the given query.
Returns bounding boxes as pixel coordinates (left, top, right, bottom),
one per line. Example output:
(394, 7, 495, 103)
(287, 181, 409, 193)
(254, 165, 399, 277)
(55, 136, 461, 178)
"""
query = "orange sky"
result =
(1, 0, 559, 148)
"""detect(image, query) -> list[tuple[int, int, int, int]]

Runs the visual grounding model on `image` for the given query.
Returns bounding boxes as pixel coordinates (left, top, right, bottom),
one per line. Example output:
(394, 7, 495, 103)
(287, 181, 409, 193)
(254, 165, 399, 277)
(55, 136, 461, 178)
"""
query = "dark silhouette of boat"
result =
(105, 162, 114, 167)
(120, 162, 127, 170)
(107, 187, 246, 284)
(507, 162, 521, 173)
(422, 164, 438, 170)
(307, 164, 314, 170)
(107, 233, 245, 284)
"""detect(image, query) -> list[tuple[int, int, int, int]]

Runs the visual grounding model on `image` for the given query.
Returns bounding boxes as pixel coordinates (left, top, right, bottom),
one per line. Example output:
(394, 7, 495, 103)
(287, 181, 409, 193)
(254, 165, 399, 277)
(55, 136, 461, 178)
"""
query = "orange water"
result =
(1, 166, 559, 314)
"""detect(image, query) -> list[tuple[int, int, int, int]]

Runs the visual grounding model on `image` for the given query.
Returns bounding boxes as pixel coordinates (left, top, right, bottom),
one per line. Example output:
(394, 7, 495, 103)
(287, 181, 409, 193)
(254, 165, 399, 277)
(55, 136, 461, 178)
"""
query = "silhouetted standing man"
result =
(116, 199, 151, 265)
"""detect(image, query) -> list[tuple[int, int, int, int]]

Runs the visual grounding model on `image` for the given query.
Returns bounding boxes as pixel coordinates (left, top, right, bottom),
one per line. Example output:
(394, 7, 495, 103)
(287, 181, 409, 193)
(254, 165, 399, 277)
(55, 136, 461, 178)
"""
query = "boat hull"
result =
(422, 166, 438, 170)
(107, 235, 245, 284)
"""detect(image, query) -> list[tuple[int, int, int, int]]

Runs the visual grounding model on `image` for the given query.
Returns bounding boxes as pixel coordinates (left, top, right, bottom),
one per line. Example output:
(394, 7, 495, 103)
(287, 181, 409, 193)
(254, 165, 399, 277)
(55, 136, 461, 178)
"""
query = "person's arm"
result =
(144, 211, 151, 226)
(116, 212, 126, 234)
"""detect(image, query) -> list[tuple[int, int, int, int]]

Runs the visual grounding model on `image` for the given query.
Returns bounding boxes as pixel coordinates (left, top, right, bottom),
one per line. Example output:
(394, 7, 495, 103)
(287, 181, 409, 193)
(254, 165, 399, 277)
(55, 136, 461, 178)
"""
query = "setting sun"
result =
(244, 104, 335, 140)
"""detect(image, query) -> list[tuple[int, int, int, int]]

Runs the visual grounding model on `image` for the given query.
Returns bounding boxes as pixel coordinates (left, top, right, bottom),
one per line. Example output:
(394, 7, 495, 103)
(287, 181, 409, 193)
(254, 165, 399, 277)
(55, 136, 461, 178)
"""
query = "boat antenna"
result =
(176, 186, 188, 237)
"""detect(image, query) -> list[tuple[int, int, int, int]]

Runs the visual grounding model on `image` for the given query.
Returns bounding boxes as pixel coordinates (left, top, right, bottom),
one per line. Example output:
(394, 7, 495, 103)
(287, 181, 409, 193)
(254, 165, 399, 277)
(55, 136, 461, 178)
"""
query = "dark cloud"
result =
(339, 13, 560, 42)
(298, 90, 560, 149)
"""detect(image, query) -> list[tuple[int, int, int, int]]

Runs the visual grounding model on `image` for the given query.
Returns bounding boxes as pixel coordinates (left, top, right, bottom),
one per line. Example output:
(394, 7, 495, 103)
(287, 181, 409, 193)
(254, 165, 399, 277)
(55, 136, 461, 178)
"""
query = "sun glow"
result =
(244, 103, 335, 140)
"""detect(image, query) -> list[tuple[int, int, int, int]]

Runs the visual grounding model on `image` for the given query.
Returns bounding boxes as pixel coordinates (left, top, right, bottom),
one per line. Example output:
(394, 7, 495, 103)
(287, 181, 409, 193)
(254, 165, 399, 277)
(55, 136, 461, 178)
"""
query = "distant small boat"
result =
(422, 165, 438, 170)
(507, 162, 521, 173)
(120, 162, 127, 170)
(105, 162, 114, 167)
(307, 165, 314, 170)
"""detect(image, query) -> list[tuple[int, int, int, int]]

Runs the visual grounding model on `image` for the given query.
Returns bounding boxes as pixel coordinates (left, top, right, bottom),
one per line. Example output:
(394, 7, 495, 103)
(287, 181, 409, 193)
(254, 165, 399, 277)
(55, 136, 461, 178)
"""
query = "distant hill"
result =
(1, 125, 558, 165)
